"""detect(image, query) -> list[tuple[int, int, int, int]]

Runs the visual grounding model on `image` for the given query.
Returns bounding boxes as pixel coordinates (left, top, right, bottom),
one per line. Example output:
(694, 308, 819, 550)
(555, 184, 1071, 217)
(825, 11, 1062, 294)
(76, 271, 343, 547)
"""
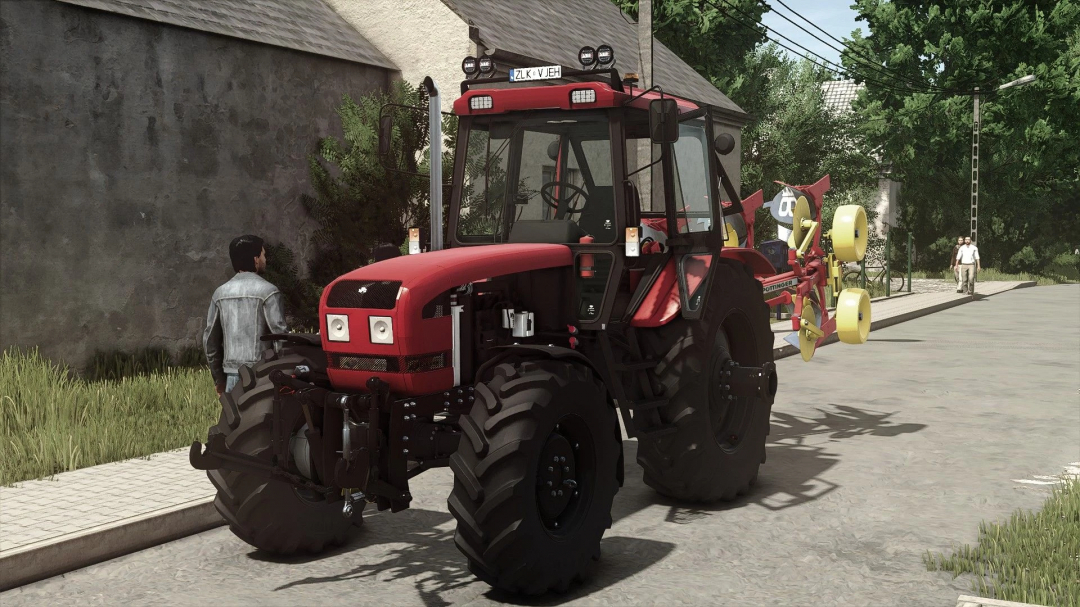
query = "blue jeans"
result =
(225, 372, 239, 393)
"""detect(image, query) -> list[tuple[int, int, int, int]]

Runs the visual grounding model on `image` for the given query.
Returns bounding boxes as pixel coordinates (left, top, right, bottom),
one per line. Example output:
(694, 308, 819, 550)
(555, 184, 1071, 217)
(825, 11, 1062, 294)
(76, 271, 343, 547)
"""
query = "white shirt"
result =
(956, 244, 980, 264)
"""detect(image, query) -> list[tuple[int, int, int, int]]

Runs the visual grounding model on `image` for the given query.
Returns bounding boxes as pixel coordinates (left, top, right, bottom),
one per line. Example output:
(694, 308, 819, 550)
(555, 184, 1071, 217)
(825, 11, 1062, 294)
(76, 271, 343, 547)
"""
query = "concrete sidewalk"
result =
(0, 280, 1036, 592)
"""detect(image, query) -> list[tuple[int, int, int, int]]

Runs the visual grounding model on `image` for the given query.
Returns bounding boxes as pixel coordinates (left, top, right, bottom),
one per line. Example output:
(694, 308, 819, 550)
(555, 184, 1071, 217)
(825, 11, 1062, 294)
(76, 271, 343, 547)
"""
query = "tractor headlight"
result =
(462, 56, 478, 76)
(327, 314, 350, 342)
(369, 316, 394, 345)
(578, 46, 596, 67)
(469, 95, 493, 110)
(596, 44, 614, 66)
(570, 89, 596, 104)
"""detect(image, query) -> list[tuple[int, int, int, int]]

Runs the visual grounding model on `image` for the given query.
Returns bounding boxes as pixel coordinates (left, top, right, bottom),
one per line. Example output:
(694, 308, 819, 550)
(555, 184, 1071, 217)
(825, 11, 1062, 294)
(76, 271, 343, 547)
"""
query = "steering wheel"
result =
(540, 181, 589, 220)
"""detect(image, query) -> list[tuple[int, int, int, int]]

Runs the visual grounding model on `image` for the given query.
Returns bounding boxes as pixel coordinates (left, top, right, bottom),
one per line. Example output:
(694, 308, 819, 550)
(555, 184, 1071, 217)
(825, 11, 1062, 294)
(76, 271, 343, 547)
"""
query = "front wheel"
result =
(448, 360, 621, 595)
(206, 347, 355, 554)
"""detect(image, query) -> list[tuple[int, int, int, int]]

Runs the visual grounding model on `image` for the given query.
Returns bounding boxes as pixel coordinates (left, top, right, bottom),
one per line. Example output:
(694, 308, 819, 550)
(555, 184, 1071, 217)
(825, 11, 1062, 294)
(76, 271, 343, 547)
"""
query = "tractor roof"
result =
(453, 77, 702, 117)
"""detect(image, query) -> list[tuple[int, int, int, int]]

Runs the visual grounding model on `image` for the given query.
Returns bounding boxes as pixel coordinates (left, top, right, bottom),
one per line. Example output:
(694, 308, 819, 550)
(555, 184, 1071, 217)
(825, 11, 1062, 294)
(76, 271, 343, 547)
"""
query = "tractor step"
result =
(615, 359, 659, 371)
(628, 398, 667, 411)
(635, 424, 678, 440)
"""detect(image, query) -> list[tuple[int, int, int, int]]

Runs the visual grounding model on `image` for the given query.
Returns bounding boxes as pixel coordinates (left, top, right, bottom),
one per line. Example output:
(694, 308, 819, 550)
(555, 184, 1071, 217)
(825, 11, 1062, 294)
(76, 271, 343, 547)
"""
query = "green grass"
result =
(911, 268, 1076, 286)
(0, 347, 219, 486)
(924, 477, 1080, 607)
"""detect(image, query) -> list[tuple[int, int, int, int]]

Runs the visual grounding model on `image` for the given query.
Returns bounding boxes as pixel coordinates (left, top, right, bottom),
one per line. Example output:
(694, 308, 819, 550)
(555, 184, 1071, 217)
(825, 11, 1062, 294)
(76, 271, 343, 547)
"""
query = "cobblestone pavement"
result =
(3, 284, 1075, 606)
(0, 450, 213, 554)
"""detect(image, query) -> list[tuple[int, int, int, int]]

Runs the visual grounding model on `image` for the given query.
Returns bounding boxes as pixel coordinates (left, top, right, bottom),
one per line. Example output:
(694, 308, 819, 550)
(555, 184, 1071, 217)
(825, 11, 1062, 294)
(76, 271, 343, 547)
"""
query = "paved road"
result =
(5, 285, 1078, 607)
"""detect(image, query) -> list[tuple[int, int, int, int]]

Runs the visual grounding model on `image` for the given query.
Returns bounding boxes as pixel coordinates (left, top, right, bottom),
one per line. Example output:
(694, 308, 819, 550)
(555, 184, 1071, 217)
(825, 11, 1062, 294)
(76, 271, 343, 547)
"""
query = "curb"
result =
(771, 282, 1036, 360)
(1, 283, 1038, 591)
(957, 595, 1049, 607)
(0, 496, 221, 591)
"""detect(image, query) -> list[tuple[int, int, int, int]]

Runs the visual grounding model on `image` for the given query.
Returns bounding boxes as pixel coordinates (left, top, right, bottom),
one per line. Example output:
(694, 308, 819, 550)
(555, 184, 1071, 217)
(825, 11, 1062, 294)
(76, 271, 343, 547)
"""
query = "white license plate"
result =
(509, 65, 562, 82)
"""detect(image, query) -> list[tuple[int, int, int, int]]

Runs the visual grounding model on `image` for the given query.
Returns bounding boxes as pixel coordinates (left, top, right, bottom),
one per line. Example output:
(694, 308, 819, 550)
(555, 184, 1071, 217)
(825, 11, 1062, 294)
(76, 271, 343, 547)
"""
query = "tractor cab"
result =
(448, 66, 740, 328)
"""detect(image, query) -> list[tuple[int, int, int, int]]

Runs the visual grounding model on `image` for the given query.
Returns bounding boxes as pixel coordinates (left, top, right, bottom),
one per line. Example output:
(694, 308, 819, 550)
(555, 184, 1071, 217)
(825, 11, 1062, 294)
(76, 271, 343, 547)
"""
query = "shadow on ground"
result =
(253, 404, 921, 605)
(262, 508, 674, 607)
(614, 403, 927, 524)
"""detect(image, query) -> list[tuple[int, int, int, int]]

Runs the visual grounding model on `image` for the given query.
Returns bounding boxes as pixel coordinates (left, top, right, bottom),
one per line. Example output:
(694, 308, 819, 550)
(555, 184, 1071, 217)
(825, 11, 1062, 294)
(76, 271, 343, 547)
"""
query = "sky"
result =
(759, 1, 866, 68)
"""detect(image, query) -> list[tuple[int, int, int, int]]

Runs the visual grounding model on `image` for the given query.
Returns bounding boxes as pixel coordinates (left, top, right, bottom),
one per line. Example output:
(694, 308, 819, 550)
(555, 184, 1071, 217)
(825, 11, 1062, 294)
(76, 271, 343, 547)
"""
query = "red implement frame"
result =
(756, 175, 835, 339)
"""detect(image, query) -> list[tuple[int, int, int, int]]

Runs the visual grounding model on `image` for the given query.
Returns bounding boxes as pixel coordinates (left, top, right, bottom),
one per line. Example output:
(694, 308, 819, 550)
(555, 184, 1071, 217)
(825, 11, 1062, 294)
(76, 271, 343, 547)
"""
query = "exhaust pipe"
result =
(422, 76, 443, 252)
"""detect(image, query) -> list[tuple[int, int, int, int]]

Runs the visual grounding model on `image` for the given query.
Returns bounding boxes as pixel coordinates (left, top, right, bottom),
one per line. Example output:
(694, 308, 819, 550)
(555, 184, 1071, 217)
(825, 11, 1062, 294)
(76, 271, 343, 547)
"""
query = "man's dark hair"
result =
(372, 243, 401, 263)
(230, 235, 265, 272)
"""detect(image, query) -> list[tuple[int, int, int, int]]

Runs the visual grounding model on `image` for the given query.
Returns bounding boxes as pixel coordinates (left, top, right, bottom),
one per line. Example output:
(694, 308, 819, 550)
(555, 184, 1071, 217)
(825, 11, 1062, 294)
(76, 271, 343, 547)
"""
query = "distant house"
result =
(0, 0, 396, 368)
(821, 79, 899, 238)
(326, 0, 750, 196)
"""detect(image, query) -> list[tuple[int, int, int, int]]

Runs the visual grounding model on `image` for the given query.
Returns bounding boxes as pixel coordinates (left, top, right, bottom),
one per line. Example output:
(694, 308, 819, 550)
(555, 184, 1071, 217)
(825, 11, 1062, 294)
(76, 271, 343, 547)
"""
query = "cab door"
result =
(658, 105, 725, 320)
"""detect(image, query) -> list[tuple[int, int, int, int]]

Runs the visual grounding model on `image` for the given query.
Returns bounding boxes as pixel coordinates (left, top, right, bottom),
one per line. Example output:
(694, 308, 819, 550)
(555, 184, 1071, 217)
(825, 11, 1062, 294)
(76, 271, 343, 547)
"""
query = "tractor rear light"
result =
(368, 316, 394, 345)
(469, 95, 493, 110)
(570, 89, 596, 104)
(327, 314, 350, 342)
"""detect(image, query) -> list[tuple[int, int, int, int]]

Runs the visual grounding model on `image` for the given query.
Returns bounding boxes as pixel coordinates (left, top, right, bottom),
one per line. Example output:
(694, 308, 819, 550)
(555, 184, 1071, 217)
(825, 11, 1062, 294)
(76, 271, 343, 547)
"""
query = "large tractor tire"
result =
(448, 360, 621, 595)
(636, 258, 775, 502)
(206, 343, 355, 555)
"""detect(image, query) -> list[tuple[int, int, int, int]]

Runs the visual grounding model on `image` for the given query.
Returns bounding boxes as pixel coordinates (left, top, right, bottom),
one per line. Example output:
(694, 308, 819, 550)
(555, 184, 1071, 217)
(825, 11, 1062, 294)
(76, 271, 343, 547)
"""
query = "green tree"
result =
(266, 81, 455, 328)
(844, 0, 1080, 272)
(612, 0, 767, 96)
(739, 45, 878, 200)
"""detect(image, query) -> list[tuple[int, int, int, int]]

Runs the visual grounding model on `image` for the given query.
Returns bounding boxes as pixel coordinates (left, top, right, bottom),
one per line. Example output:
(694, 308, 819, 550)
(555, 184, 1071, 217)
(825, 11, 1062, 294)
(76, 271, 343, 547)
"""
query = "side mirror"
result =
(714, 133, 735, 156)
(649, 98, 679, 144)
(378, 114, 393, 156)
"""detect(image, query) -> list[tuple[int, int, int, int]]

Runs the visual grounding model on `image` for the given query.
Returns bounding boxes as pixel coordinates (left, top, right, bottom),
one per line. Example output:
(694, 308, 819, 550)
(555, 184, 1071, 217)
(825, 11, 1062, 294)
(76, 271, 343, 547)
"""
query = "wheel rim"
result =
(709, 318, 766, 453)
(535, 415, 593, 534)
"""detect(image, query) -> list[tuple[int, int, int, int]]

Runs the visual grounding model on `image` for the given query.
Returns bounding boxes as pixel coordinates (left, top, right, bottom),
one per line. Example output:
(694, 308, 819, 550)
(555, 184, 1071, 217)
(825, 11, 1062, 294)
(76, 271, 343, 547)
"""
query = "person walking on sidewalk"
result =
(203, 235, 288, 396)
(956, 236, 981, 295)
(950, 236, 964, 282)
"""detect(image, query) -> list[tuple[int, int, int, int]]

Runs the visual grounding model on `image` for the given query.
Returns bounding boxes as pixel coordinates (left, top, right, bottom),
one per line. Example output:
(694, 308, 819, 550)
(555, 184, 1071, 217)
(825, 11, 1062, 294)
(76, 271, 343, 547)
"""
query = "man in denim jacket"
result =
(203, 235, 287, 395)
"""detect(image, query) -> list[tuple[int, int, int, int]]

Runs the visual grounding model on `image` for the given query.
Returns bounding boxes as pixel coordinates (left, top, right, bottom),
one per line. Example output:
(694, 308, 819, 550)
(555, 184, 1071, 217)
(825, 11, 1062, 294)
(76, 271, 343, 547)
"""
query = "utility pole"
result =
(970, 87, 979, 243)
(637, 0, 655, 210)
(970, 74, 1035, 245)
(639, 0, 652, 89)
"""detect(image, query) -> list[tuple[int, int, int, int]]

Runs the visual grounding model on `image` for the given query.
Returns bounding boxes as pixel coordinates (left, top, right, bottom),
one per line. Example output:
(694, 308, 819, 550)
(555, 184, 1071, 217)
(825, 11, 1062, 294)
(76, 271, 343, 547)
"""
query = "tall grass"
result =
(925, 477, 1080, 606)
(0, 347, 219, 486)
(911, 268, 1075, 286)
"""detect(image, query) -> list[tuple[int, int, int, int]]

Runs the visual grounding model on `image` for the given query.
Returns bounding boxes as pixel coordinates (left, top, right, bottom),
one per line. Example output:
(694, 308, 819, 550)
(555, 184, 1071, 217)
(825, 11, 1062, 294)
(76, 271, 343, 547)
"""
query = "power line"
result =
(702, 0, 924, 94)
(763, 0, 955, 93)
(704, 0, 978, 97)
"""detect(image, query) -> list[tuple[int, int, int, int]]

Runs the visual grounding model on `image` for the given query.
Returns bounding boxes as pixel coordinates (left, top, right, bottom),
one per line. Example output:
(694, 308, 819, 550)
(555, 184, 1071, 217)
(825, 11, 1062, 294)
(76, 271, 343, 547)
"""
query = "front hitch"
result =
(189, 432, 333, 496)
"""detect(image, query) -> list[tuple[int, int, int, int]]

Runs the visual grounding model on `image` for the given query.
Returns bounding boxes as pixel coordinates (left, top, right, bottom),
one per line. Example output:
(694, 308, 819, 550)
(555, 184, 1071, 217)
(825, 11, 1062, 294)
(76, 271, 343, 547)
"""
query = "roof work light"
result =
(578, 46, 596, 67)
(478, 55, 495, 74)
(462, 56, 478, 76)
(596, 44, 614, 66)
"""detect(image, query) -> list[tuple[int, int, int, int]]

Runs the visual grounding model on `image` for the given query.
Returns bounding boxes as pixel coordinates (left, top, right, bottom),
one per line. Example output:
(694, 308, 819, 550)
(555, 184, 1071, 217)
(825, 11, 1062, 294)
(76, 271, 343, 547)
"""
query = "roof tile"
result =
(54, 0, 396, 69)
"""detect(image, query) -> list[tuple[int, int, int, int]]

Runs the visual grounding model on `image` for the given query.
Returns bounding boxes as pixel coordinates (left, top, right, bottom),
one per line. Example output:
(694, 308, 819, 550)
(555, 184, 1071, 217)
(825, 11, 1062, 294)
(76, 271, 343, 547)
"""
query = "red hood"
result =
(319, 243, 572, 395)
(323, 243, 573, 319)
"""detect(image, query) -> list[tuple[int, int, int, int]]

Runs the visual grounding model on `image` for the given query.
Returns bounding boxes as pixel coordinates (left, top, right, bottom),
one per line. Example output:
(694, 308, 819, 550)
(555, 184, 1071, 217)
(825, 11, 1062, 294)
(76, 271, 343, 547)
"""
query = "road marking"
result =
(1011, 462, 1080, 486)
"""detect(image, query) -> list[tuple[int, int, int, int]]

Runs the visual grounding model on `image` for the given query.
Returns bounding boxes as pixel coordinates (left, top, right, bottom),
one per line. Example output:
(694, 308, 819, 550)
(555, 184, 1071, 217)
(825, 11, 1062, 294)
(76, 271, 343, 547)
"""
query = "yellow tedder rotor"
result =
(797, 296, 824, 361)
(831, 205, 868, 262)
(836, 287, 871, 344)
(786, 196, 814, 253)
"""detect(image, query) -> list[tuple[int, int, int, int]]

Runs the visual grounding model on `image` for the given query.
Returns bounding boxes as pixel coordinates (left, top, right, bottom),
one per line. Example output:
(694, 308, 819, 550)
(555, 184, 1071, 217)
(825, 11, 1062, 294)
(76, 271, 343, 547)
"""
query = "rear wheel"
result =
(207, 344, 355, 555)
(636, 259, 775, 502)
(448, 360, 620, 595)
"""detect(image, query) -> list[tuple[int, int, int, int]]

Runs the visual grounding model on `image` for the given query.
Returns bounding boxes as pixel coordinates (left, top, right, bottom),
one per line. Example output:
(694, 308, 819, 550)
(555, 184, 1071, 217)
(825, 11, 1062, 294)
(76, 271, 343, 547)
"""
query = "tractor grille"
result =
(329, 351, 450, 374)
(422, 291, 452, 319)
(326, 280, 401, 309)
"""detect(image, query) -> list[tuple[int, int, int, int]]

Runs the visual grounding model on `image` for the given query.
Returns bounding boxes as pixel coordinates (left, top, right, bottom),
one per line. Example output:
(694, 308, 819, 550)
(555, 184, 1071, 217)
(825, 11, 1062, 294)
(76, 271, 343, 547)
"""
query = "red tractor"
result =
(191, 58, 870, 595)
